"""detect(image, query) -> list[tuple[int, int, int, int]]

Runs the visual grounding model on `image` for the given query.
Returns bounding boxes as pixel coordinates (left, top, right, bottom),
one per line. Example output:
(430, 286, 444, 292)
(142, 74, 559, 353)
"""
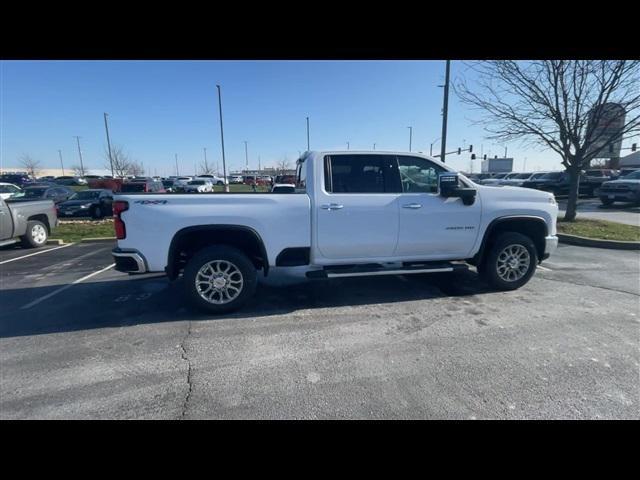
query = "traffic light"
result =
(471, 154, 476, 160)
(633, 143, 637, 152)
(469, 145, 473, 153)
(457, 147, 461, 155)
(483, 154, 487, 160)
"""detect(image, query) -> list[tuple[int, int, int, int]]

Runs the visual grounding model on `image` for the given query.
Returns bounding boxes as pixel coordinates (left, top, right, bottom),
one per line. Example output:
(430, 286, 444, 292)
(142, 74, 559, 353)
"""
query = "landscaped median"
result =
(556, 218, 640, 250)
(51, 218, 116, 243)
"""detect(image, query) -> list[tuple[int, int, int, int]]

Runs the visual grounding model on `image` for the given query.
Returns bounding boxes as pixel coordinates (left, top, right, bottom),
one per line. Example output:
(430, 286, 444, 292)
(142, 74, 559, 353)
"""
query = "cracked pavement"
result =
(0, 241, 638, 419)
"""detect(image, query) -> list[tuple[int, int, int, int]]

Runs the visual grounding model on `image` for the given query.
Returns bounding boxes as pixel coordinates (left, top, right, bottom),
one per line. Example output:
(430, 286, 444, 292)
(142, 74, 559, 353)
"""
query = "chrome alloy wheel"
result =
(195, 260, 244, 304)
(31, 224, 47, 244)
(496, 244, 530, 282)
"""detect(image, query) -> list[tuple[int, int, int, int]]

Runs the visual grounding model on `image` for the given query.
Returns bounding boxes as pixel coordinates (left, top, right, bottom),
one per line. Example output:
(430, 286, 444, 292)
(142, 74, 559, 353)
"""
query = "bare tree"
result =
(199, 162, 214, 175)
(70, 164, 84, 176)
(18, 154, 41, 178)
(105, 145, 134, 177)
(455, 60, 640, 221)
(277, 157, 291, 174)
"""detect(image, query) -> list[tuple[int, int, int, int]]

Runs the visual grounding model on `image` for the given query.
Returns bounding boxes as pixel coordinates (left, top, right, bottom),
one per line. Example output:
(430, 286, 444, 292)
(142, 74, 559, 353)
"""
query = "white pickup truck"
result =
(112, 151, 559, 313)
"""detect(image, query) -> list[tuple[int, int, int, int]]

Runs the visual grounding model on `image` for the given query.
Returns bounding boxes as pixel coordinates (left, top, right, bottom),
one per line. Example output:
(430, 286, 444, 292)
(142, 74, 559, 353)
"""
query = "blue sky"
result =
(1, 60, 564, 176)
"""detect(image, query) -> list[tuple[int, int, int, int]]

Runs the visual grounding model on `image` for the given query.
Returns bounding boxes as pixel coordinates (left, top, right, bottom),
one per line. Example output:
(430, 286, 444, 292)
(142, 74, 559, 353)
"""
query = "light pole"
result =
(203, 147, 209, 173)
(216, 84, 229, 192)
(430, 137, 441, 156)
(58, 150, 65, 176)
(373, 143, 376, 150)
(73, 136, 85, 177)
(306, 116, 310, 151)
(408, 126, 413, 152)
(103, 113, 114, 177)
(347, 141, 350, 150)
(175, 154, 179, 176)
(244, 141, 249, 171)
(439, 59, 451, 163)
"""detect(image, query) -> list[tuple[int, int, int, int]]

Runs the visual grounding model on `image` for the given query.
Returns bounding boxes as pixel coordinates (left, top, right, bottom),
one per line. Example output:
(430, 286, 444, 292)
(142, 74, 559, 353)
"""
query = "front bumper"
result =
(112, 248, 148, 273)
(542, 235, 558, 260)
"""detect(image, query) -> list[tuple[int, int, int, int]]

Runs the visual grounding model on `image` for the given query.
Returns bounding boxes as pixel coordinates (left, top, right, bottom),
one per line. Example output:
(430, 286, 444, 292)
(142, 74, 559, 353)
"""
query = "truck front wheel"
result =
(480, 232, 538, 291)
(183, 245, 257, 314)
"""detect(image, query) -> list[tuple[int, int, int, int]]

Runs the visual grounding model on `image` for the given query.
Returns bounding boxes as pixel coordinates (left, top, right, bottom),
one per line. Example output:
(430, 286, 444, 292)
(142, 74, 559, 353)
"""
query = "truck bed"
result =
(115, 193, 311, 272)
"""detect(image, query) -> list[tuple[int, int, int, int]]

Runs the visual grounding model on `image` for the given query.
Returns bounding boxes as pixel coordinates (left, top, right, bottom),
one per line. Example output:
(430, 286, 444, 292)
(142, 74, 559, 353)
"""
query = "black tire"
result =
(91, 206, 103, 219)
(20, 220, 48, 248)
(600, 197, 614, 206)
(480, 232, 538, 291)
(183, 245, 257, 314)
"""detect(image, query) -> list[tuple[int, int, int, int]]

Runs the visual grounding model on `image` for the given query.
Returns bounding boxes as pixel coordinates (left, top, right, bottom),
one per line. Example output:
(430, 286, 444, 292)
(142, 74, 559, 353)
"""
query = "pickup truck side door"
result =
(0, 199, 14, 240)
(315, 154, 401, 260)
(395, 155, 481, 259)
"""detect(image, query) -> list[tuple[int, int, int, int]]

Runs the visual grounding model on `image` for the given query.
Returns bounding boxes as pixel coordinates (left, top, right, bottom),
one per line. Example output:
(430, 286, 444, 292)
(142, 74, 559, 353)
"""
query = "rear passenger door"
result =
(315, 154, 401, 260)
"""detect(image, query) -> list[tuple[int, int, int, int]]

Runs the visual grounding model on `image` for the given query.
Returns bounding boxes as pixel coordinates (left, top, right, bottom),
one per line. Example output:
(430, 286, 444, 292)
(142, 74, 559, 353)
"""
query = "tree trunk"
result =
(563, 167, 580, 222)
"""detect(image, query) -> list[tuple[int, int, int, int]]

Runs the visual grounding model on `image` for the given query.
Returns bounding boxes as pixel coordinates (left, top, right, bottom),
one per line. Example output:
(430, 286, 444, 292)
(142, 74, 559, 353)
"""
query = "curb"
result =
(557, 233, 640, 250)
(46, 239, 65, 245)
(80, 237, 116, 243)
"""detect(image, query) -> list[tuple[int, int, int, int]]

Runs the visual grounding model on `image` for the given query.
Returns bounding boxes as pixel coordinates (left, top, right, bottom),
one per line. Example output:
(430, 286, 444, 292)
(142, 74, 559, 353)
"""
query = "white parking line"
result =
(537, 265, 553, 272)
(20, 263, 115, 310)
(0, 243, 75, 265)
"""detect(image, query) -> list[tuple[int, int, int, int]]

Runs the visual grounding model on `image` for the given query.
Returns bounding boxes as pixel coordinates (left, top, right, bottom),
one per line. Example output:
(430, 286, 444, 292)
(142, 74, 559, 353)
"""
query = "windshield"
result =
(24, 188, 46, 197)
(515, 173, 531, 179)
(162, 181, 174, 186)
(0, 185, 20, 193)
(623, 170, 640, 180)
(70, 191, 100, 200)
(540, 172, 563, 180)
(189, 181, 204, 185)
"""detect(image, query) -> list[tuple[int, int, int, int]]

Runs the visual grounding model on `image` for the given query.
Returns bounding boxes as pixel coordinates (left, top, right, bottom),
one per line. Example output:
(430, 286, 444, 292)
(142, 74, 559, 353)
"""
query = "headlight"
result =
(548, 195, 557, 205)
(80, 203, 91, 208)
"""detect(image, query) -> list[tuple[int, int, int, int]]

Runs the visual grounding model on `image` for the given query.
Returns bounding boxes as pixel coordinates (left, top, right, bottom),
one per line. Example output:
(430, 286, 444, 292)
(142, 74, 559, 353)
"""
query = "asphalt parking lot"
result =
(0, 240, 638, 419)
(558, 198, 639, 226)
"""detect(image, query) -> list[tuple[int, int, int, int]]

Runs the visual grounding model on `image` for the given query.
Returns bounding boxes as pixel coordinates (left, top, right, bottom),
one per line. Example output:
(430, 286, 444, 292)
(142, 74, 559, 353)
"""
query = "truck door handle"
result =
(402, 203, 422, 209)
(321, 203, 344, 210)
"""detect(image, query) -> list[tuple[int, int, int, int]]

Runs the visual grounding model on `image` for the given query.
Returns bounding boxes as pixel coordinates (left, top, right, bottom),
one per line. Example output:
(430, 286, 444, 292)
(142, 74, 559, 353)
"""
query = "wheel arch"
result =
(166, 224, 269, 280)
(472, 215, 548, 266)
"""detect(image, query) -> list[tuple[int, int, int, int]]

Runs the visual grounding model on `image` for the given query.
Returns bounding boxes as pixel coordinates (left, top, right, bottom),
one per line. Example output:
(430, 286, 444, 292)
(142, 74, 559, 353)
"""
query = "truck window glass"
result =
(296, 159, 306, 191)
(324, 155, 400, 193)
(396, 155, 446, 193)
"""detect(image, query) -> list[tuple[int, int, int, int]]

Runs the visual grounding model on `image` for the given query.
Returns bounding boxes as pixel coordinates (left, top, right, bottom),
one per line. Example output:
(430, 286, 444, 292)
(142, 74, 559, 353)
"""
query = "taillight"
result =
(113, 200, 129, 239)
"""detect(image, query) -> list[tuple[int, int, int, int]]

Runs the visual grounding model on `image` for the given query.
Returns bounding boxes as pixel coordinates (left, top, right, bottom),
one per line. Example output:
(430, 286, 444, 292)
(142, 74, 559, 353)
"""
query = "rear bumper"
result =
(542, 235, 558, 260)
(112, 248, 148, 273)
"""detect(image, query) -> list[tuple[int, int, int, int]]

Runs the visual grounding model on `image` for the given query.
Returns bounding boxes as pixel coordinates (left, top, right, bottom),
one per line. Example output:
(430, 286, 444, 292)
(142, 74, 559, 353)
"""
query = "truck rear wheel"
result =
(183, 245, 257, 314)
(480, 232, 537, 291)
(20, 220, 48, 248)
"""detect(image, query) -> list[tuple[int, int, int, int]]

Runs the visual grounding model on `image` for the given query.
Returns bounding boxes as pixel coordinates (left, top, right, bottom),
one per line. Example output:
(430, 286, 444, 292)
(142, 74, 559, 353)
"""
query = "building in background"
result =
(481, 157, 513, 173)
(587, 103, 626, 168)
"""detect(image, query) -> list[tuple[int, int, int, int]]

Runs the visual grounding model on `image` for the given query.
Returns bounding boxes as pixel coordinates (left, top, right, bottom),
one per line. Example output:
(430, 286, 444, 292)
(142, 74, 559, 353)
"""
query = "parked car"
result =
(243, 175, 257, 185)
(0, 173, 32, 188)
(196, 175, 227, 186)
(271, 183, 296, 193)
(0, 196, 57, 248)
(229, 175, 244, 184)
(501, 172, 549, 187)
(521, 171, 594, 197)
(275, 175, 296, 184)
(0, 183, 23, 200)
(38, 176, 57, 182)
(480, 172, 521, 186)
(120, 178, 166, 193)
(57, 189, 114, 219)
(615, 168, 639, 178)
(595, 169, 640, 206)
(54, 176, 88, 186)
(172, 177, 194, 192)
(20, 185, 74, 204)
(112, 150, 559, 314)
(162, 179, 176, 193)
(184, 180, 214, 193)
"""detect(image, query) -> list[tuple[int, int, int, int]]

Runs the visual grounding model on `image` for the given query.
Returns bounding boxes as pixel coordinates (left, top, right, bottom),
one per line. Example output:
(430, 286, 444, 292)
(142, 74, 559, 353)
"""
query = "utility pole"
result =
(73, 136, 85, 177)
(216, 84, 229, 192)
(258, 155, 261, 171)
(103, 113, 114, 177)
(58, 149, 65, 176)
(347, 141, 350, 150)
(373, 143, 376, 150)
(244, 141, 249, 171)
(504, 146, 508, 158)
(408, 126, 413, 152)
(306, 116, 310, 151)
(203, 147, 209, 173)
(439, 60, 451, 163)
(175, 154, 179, 176)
